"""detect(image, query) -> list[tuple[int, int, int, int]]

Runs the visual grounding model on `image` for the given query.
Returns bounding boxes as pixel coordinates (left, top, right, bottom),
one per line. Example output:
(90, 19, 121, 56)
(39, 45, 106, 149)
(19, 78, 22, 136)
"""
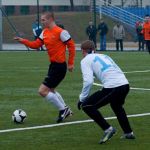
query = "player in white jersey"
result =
(77, 40, 135, 144)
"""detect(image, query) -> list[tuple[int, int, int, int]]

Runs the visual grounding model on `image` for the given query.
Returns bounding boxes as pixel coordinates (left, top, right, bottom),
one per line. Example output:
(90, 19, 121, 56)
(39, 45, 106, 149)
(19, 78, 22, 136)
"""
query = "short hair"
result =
(81, 40, 95, 53)
(42, 11, 55, 20)
(145, 14, 149, 17)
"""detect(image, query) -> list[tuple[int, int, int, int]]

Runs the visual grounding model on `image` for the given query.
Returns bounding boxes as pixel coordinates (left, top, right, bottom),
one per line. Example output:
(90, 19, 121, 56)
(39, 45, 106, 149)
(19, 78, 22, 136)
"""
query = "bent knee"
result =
(38, 87, 49, 97)
(38, 84, 54, 97)
(38, 88, 47, 97)
(82, 103, 94, 111)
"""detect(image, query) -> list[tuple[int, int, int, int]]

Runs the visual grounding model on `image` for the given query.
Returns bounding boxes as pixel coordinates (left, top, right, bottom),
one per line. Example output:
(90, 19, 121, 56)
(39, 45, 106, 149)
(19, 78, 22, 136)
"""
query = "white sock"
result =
(55, 92, 66, 107)
(45, 92, 65, 110)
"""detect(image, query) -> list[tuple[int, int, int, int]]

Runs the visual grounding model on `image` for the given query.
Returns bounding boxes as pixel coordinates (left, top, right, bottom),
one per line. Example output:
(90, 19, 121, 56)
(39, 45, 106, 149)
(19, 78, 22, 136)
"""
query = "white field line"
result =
(1, 68, 150, 73)
(93, 83, 150, 91)
(124, 70, 150, 74)
(0, 112, 150, 134)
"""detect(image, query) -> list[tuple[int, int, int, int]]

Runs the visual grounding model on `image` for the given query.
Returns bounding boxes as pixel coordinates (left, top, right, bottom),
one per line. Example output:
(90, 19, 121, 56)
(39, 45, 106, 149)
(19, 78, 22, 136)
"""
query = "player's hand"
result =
(77, 101, 83, 110)
(14, 36, 23, 42)
(68, 65, 74, 72)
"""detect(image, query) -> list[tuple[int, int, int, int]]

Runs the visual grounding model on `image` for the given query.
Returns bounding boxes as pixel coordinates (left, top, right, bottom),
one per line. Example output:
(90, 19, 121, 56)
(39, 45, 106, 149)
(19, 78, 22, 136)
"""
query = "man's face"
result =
(89, 22, 93, 26)
(81, 49, 87, 57)
(41, 15, 51, 28)
(145, 17, 150, 23)
(117, 23, 120, 27)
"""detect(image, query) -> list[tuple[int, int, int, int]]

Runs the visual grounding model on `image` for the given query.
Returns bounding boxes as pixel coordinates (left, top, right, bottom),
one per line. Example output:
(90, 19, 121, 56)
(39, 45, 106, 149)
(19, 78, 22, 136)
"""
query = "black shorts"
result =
(43, 62, 67, 88)
(82, 84, 130, 109)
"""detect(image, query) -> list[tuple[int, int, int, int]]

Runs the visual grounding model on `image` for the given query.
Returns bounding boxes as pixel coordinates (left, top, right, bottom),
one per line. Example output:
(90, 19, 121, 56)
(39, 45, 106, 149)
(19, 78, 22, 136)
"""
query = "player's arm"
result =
(14, 30, 44, 49)
(79, 61, 94, 102)
(66, 39, 76, 72)
(14, 37, 43, 49)
(60, 30, 76, 72)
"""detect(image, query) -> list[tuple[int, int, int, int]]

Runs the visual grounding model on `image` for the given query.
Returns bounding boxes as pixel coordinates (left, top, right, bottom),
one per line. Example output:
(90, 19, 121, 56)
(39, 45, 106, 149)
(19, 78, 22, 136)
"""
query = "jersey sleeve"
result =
(60, 30, 75, 66)
(20, 38, 43, 49)
(60, 30, 71, 42)
(79, 60, 94, 102)
(66, 39, 76, 66)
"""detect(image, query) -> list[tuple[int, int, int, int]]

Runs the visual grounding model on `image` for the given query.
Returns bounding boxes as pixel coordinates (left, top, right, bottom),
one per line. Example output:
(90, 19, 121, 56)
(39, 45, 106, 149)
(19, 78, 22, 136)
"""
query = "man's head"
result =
(117, 22, 120, 27)
(41, 12, 55, 28)
(81, 40, 95, 57)
(89, 21, 93, 26)
(139, 21, 143, 26)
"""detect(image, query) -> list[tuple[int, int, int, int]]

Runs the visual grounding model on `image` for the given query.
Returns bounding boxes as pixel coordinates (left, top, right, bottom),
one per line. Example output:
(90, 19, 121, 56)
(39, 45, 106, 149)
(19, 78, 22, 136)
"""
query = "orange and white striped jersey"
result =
(21, 25, 76, 66)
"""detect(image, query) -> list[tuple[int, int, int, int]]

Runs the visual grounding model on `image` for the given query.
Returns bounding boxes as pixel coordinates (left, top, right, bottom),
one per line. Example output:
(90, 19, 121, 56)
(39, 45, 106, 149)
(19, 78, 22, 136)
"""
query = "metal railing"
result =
(96, 0, 144, 28)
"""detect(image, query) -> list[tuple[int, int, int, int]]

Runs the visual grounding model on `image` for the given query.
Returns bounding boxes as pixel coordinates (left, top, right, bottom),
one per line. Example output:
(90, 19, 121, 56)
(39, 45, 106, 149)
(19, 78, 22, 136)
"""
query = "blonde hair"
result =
(42, 11, 55, 20)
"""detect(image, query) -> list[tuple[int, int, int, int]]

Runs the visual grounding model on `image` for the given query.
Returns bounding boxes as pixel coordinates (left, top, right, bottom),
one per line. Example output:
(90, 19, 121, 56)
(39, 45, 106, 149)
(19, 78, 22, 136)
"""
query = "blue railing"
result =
(96, 6, 144, 28)
(93, 0, 149, 40)
(124, 7, 150, 17)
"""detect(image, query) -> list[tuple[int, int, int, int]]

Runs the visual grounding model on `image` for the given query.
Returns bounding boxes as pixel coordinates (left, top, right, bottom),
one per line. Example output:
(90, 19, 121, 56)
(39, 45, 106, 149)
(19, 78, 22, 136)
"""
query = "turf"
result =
(0, 51, 149, 150)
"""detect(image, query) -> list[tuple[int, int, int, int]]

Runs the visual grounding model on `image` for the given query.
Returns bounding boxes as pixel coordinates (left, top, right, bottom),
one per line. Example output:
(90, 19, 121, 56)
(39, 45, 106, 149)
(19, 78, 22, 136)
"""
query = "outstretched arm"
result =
(14, 37, 43, 49)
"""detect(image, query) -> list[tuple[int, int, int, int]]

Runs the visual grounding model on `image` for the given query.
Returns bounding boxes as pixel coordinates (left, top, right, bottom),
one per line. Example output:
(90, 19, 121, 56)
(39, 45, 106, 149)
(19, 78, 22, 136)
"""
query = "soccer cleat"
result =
(56, 107, 73, 123)
(99, 127, 116, 144)
(120, 132, 135, 139)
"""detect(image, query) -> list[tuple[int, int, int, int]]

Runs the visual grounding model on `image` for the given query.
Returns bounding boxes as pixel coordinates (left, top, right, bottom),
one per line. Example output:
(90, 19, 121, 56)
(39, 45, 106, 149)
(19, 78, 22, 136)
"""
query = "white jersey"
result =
(79, 53, 129, 102)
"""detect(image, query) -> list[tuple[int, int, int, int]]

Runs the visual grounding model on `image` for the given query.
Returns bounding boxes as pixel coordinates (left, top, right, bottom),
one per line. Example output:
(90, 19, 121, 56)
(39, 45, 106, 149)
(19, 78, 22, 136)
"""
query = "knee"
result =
(38, 88, 45, 97)
(82, 104, 93, 112)
(38, 87, 49, 97)
(38, 84, 55, 97)
(82, 107, 89, 113)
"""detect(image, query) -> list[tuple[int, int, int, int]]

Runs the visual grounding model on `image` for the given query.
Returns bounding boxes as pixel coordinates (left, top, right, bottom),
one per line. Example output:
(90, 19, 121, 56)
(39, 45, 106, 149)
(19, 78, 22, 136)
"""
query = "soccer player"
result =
(77, 40, 135, 144)
(14, 12, 76, 123)
(142, 15, 150, 54)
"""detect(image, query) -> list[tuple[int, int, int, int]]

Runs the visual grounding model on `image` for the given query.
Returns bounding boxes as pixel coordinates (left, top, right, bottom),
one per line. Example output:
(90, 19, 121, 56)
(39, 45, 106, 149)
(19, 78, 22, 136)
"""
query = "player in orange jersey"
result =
(14, 12, 76, 123)
(142, 15, 150, 54)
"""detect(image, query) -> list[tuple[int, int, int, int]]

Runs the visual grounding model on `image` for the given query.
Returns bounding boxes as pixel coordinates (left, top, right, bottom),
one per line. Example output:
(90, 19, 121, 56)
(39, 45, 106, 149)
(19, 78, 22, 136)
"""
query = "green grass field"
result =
(0, 51, 149, 150)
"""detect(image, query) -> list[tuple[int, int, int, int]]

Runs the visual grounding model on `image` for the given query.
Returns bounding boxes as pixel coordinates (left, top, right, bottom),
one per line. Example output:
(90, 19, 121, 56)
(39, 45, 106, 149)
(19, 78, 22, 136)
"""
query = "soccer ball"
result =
(12, 109, 27, 123)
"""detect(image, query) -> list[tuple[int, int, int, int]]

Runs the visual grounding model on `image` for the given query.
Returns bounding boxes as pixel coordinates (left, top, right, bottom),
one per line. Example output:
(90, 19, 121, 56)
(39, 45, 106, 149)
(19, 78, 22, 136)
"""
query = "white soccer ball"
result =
(12, 109, 27, 123)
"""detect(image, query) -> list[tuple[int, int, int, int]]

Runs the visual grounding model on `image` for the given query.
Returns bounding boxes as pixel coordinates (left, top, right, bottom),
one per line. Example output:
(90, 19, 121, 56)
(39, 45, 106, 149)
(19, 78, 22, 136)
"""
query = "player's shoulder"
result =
(89, 53, 105, 59)
(81, 54, 97, 65)
(55, 25, 63, 32)
(86, 53, 110, 62)
(54, 25, 69, 35)
(40, 28, 49, 35)
(42, 26, 63, 33)
(60, 28, 71, 42)
(53, 25, 69, 34)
